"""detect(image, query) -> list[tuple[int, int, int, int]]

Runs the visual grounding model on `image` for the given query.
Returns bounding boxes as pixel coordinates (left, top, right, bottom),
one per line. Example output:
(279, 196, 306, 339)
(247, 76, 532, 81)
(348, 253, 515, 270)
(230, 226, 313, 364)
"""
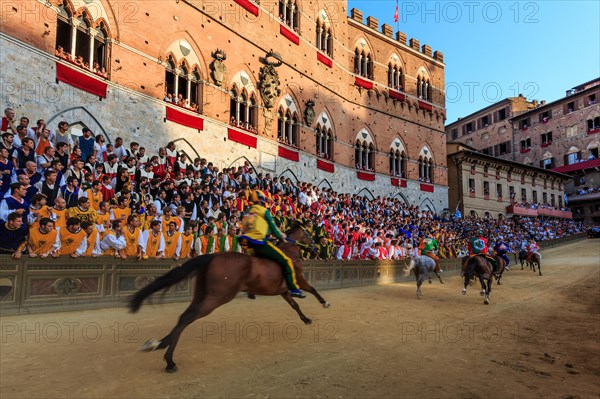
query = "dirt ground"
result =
(1, 240, 599, 399)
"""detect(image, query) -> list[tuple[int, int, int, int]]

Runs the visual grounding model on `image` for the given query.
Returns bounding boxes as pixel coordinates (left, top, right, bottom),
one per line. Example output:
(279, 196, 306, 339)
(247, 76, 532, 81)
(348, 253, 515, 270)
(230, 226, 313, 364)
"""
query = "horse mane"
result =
(286, 219, 305, 235)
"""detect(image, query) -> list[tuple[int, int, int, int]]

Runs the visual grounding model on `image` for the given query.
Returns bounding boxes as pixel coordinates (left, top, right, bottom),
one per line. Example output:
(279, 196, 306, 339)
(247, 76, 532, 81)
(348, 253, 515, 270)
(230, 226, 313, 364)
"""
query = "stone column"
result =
(88, 30, 96, 68)
(70, 19, 80, 58)
(187, 78, 192, 103)
(173, 70, 179, 98)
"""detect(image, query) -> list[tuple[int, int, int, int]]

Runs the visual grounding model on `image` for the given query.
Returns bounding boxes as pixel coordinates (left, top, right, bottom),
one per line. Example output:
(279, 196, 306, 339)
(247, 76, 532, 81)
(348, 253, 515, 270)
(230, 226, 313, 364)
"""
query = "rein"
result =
(284, 237, 312, 251)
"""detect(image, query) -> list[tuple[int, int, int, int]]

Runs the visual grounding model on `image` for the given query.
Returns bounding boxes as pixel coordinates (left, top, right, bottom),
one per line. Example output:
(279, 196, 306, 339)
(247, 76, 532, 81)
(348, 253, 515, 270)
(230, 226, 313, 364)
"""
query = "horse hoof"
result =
(480, 292, 485, 296)
(247, 293, 256, 300)
(303, 318, 313, 325)
(462, 290, 467, 296)
(322, 302, 331, 308)
(428, 280, 432, 284)
(141, 339, 161, 352)
(165, 365, 178, 373)
(440, 280, 444, 284)
(484, 299, 490, 305)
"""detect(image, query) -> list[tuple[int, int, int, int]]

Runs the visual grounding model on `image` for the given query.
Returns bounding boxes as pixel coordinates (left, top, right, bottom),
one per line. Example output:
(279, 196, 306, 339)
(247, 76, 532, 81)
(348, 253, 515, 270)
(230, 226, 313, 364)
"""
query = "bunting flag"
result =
(394, 2, 399, 23)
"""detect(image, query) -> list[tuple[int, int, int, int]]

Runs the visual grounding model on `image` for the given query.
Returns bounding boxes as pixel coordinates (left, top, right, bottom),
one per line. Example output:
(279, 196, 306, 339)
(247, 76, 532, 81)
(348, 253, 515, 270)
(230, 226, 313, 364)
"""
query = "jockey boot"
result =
(290, 289, 306, 299)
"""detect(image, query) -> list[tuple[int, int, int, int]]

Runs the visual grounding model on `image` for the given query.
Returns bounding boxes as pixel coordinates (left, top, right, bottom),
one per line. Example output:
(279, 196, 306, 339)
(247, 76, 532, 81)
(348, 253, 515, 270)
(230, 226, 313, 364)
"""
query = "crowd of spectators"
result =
(163, 93, 200, 113)
(55, 46, 108, 79)
(0, 106, 587, 261)
(512, 201, 571, 212)
(576, 186, 600, 196)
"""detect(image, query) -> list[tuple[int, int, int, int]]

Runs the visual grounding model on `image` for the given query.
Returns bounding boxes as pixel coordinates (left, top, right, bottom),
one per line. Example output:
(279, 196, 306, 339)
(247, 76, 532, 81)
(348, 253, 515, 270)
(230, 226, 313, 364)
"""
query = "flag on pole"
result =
(394, 2, 399, 23)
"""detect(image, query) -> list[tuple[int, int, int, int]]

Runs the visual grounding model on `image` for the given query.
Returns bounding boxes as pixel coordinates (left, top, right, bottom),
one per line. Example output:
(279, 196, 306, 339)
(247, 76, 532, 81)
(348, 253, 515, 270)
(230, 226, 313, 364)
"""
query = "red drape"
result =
(56, 62, 107, 98)
(280, 25, 299, 45)
(278, 145, 299, 162)
(355, 77, 374, 90)
(317, 52, 333, 68)
(357, 171, 375, 181)
(420, 184, 434, 192)
(317, 159, 334, 173)
(389, 89, 405, 101)
(228, 128, 257, 148)
(166, 107, 204, 130)
(418, 100, 433, 112)
(234, 0, 259, 16)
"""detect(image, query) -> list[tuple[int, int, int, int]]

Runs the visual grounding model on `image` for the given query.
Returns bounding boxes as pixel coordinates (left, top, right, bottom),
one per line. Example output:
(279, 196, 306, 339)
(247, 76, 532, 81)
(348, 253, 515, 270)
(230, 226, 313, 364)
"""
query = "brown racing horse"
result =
(461, 255, 494, 305)
(519, 250, 528, 269)
(528, 252, 542, 276)
(493, 254, 507, 285)
(129, 223, 330, 373)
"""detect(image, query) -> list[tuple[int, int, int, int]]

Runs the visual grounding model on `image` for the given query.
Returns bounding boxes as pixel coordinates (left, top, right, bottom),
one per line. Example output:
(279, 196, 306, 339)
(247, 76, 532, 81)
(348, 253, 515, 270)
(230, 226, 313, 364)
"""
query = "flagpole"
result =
(395, 0, 400, 32)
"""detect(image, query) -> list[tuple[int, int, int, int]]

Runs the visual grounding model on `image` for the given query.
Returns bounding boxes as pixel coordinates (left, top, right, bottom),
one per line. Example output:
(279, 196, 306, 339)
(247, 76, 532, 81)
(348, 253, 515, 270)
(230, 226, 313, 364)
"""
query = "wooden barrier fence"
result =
(0, 233, 587, 315)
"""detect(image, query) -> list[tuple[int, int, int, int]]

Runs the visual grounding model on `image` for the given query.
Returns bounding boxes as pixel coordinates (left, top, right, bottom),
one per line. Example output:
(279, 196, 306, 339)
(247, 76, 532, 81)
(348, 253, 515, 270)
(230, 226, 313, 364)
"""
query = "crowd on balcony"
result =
(576, 186, 600, 195)
(55, 46, 108, 79)
(0, 106, 587, 261)
(512, 201, 571, 212)
(163, 93, 200, 113)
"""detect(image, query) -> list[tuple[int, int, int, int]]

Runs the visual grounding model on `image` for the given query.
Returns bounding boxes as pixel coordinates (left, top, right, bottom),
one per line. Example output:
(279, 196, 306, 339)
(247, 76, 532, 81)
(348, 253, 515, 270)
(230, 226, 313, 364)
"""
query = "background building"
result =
(446, 79, 599, 223)
(447, 142, 571, 220)
(445, 95, 539, 159)
(1, 0, 448, 211)
(510, 78, 599, 169)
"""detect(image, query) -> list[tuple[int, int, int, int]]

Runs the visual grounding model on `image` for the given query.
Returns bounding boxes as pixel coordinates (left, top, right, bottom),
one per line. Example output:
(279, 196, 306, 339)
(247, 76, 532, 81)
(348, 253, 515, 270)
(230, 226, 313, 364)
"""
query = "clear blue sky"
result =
(347, 0, 600, 123)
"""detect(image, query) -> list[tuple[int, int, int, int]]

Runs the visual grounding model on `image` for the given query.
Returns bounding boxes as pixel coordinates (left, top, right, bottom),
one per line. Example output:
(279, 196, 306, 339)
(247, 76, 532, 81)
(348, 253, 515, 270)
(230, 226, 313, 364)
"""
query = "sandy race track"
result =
(1, 240, 599, 399)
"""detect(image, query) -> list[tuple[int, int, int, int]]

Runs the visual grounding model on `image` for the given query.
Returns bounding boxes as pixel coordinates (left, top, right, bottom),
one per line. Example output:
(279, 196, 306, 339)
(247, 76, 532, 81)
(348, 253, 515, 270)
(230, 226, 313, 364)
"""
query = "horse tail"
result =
(465, 256, 479, 279)
(403, 258, 416, 276)
(129, 254, 215, 313)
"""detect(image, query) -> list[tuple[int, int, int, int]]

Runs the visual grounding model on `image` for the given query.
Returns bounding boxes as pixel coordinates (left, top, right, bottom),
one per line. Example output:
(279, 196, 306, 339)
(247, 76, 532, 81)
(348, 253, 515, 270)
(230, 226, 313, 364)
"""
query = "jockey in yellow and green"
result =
(240, 190, 305, 299)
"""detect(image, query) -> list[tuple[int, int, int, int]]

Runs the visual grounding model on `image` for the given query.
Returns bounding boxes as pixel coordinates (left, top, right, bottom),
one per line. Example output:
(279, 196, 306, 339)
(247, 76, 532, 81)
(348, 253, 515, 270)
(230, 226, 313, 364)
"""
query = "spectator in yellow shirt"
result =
(163, 221, 182, 260)
(59, 217, 87, 257)
(27, 217, 60, 258)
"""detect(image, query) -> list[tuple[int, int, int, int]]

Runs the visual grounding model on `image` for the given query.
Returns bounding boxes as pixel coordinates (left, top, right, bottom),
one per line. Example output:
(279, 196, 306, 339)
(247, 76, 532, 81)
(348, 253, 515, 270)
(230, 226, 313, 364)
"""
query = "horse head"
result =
(286, 221, 318, 256)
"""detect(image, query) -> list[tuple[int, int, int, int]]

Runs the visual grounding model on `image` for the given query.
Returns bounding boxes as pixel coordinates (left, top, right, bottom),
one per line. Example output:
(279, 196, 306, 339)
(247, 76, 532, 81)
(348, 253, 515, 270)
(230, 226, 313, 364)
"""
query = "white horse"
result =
(403, 255, 444, 299)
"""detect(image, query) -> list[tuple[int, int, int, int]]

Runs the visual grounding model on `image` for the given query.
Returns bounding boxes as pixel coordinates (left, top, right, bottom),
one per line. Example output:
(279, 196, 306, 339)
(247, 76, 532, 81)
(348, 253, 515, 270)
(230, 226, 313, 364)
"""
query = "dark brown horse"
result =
(129, 224, 330, 373)
(518, 250, 528, 269)
(528, 252, 542, 276)
(493, 255, 507, 285)
(461, 255, 494, 305)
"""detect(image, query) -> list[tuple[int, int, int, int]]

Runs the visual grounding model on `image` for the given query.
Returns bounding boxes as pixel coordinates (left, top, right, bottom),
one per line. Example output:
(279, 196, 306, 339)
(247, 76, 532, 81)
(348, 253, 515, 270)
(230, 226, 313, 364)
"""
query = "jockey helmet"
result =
(249, 190, 267, 204)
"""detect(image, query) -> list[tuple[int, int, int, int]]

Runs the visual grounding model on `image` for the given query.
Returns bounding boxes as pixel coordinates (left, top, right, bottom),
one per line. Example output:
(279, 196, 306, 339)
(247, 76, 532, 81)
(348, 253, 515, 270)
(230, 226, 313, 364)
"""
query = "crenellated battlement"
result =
(349, 8, 443, 63)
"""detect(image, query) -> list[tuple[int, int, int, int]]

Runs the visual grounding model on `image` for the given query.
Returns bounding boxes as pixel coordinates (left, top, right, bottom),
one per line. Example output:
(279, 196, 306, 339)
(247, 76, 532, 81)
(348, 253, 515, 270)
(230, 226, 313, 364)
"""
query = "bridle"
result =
(284, 226, 317, 254)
